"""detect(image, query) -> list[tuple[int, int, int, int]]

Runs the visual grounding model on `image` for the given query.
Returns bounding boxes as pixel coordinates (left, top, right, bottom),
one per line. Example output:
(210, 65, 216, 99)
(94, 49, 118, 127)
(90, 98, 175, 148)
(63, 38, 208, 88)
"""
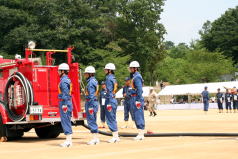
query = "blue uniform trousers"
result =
(124, 99, 134, 121)
(100, 104, 106, 123)
(59, 101, 72, 135)
(203, 100, 209, 111)
(105, 98, 118, 132)
(131, 97, 145, 130)
(233, 101, 238, 110)
(85, 100, 98, 133)
(225, 102, 232, 110)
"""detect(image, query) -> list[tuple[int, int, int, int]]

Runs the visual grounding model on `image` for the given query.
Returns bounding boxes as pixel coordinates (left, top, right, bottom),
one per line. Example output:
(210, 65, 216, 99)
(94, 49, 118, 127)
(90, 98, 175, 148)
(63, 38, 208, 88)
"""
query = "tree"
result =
(199, 6, 238, 63)
(0, 0, 166, 86)
(80, 42, 131, 87)
(164, 41, 174, 50)
(156, 48, 235, 84)
(168, 43, 189, 59)
(115, 0, 166, 85)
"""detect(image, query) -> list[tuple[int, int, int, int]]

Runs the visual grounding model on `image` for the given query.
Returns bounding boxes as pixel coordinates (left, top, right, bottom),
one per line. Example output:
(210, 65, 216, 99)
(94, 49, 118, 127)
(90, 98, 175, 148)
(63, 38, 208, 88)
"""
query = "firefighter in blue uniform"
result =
(201, 86, 209, 114)
(216, 88, 223, 113)
(99, 81, 107, 128)
(58, 63, 73, 147)
(104, 63, 120, 143)
(121, 77, 135, 128)
(232, 88, 238, 113)
(129, 61, 145, 140)
(84, 66, 100, 145)
(225, 89, 232, 113)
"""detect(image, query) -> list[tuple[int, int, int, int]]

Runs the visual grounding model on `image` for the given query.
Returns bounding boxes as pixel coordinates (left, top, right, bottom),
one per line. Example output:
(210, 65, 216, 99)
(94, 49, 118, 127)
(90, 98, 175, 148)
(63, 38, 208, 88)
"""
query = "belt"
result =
(86, 99, 98, 102)
(131, 94, 137, 97)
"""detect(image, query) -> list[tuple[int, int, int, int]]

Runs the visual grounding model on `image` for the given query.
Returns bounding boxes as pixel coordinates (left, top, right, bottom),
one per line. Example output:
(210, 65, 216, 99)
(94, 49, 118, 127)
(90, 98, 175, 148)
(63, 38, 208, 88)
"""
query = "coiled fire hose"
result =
(3, 72, 34, 122)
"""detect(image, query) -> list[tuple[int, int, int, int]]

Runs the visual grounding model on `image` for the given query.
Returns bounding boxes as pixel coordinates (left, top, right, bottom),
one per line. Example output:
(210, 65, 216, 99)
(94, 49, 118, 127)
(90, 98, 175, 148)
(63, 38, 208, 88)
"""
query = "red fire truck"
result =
(0, 42, 85, 141)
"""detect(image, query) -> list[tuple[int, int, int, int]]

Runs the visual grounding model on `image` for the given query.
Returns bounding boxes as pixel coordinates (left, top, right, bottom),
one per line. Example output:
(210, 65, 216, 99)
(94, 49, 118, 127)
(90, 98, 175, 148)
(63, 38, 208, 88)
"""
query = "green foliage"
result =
(80, 44, 130, 87)
(157, 45, 235, 84)
(168, 43, 189, 58)
(199, 6, 238, 62)
(116, 0, 166, 85)
(164, 41, 174, 50)
(0, 0, 166, 86)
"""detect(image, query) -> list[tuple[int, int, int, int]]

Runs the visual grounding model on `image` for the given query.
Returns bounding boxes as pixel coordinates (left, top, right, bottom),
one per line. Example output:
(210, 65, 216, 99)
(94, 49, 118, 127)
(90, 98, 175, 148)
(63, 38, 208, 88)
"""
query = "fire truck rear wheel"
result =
(35, 124, 62, 139)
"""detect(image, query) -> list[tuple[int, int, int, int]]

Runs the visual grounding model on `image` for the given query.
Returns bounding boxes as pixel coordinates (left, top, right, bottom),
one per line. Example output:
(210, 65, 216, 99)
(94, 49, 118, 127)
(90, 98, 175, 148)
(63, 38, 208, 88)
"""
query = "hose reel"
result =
(4, 72, 34, 122)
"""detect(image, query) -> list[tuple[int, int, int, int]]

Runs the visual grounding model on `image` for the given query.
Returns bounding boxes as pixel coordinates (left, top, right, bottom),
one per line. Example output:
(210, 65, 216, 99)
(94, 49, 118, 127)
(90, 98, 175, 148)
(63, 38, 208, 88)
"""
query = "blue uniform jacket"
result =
(225, 93, 232, 103)
(105, 74, 117, 98)
(99, 89, 107, 106)
(86, 77, 98, 101)
(216, 92, 223, 102)
(233, 94, 238, 102)
(131, 72, 143, 101)
(58, 75, 72, 102)
(201, 90, 209, 101)
(123, 85, 132, 100)
(58, 75, 72, 111)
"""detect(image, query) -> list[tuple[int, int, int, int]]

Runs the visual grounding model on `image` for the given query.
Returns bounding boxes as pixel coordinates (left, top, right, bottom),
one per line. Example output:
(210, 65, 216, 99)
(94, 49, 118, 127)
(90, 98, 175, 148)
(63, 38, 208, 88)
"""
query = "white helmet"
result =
(58, 63, 70, 71)
(104, 63, 116, 70)
(129, 61, 140, 68)
(84, 66, 96, 73)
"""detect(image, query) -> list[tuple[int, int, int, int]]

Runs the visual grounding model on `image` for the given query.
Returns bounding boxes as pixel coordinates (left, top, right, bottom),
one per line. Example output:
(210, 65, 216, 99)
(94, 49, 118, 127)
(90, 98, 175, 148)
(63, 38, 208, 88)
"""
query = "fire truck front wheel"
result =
(35, 124, 62, 139)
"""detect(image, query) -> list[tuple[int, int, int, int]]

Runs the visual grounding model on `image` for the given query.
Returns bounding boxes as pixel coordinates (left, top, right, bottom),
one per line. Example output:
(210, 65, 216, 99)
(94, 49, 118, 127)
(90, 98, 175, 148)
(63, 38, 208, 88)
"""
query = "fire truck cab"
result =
(0, 42, 85, 141)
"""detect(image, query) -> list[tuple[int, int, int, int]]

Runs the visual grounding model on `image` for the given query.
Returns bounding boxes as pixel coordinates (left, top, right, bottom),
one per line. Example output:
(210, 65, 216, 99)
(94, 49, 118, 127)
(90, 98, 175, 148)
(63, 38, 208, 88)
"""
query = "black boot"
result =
(150, 112, 153, 116)
(153, 112, 157, 116)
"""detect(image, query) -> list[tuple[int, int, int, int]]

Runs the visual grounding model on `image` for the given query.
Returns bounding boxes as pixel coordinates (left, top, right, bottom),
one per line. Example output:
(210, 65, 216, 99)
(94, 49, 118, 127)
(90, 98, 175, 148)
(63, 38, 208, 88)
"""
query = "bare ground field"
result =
(0, 109, 238, 159)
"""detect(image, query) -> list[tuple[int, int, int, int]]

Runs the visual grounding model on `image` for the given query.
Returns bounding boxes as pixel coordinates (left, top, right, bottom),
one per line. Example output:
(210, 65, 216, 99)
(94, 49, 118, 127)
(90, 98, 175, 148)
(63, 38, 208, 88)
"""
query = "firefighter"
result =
(232, 88, 238, 113)
(201, 86, 209, 114)
(129, 61, 145, 141)
(99, 81, 107, 128)
(225, 89, 232, 113)
(104, 63, 120, 143)
(121, 77, 135, 128)
(58, 63, 73, 147)
(216, 88, 223, 113)
(84, 66, 100, 145)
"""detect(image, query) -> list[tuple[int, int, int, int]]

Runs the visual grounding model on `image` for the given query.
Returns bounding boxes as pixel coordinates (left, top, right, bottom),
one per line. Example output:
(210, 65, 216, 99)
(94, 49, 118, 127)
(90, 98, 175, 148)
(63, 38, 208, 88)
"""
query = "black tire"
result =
(7, 134, 24, 141)
(0, 115, 7, 142)
(0, 114, 24, 141)
(23, 128, 32, 132)
(35, 124, 62, 139)
(0, 115, 6, 137)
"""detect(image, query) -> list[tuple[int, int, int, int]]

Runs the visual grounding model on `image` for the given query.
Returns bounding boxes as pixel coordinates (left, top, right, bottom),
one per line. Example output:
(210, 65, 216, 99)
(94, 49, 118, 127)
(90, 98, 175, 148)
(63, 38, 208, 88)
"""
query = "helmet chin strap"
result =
(106, 69, 111, 75)
(87, 74, 93, 79)
(59, 71, 66, 77)
(130, 73, 134, 79)
(132, 68, 137, 73)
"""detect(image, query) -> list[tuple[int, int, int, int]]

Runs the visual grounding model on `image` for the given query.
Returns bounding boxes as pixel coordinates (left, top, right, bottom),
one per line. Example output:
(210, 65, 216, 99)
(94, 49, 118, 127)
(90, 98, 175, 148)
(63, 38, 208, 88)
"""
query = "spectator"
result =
(201, 86, 210, 114)
(216, 88, 223, 113)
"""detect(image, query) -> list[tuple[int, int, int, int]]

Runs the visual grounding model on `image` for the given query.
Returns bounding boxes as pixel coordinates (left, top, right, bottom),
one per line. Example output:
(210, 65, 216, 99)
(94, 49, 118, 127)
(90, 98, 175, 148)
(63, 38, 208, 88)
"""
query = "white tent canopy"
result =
(116, 86, 153, 98)
(158, 81, 238, 96)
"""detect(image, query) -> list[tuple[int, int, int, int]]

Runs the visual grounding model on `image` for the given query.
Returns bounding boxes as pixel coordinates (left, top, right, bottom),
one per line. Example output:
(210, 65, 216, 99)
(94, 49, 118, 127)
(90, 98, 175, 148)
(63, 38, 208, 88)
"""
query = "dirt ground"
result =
(1, 109, 238, 159)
